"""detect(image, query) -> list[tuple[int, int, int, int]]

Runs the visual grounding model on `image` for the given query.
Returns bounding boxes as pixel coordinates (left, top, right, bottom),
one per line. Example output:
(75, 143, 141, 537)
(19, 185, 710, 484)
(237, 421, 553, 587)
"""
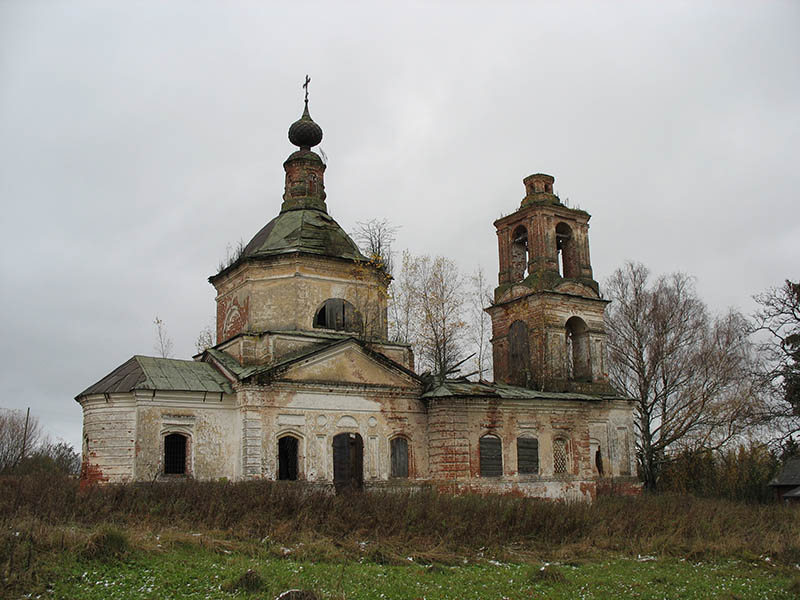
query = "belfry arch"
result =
(510, 225, 529, 281)
(556, 222, 578, 279)
(565, 316, 591, 381)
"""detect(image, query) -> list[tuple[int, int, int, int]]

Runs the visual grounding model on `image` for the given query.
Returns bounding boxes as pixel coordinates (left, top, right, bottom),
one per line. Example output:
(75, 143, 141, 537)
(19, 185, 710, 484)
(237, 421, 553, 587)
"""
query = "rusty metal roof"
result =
(422, 380, 622, 401)
(75, 355, 234, 399)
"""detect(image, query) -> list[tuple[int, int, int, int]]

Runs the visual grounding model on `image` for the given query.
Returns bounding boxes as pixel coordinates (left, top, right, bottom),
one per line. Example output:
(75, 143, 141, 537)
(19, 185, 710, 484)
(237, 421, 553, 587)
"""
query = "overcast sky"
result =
(1, 1, 798, 449)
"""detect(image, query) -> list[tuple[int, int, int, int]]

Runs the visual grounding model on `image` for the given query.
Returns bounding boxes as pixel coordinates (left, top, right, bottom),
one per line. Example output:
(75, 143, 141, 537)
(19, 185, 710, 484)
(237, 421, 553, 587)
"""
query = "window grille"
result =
(553, 438, 568, 474)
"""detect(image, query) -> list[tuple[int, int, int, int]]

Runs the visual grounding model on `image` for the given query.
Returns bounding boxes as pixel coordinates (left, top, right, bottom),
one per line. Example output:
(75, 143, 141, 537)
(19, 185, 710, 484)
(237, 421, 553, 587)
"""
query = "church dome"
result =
(288, 103, 323, 149)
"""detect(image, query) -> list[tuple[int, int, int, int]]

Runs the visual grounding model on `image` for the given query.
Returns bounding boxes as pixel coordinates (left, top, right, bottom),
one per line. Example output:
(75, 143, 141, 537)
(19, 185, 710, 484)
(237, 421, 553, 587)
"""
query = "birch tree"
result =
(605, 262, 759, 490)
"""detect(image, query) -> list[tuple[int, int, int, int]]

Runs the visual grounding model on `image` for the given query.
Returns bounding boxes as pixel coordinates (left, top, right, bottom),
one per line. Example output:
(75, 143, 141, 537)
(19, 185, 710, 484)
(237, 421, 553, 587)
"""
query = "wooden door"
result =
(333, 432, 363, 493)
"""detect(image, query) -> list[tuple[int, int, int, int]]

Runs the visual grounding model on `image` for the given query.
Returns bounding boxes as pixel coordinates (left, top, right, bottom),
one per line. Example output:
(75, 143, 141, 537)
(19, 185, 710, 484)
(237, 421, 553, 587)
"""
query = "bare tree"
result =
(352, 218, 398, 275)
(0, 408, 43, 473)
(466, 266, 494, 381)
(753, 279, 800, 440)
(153, 316, 174, 358)
(605, 262, 759, 490)
(195, 324, 216, 354)
(389, 253, 467, 379)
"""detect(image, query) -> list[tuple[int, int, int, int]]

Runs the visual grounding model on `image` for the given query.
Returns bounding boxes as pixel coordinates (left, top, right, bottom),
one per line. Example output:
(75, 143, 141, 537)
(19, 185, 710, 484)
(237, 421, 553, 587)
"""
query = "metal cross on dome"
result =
(303, 75, 310, 104)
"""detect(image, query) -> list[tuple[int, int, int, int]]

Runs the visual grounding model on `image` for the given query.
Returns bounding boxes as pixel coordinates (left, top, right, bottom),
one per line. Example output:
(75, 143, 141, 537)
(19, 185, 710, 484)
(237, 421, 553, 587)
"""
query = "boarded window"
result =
(390, 437, 409, 478)
(553, 438, 568, 474)
(517, 437, 539, 474)
(164, 433, 186, 475)
(278, 436, 299, 480)
(508, 320, 530, 387)
(479, 435, 502, 477)
(314, 298, 361, 332)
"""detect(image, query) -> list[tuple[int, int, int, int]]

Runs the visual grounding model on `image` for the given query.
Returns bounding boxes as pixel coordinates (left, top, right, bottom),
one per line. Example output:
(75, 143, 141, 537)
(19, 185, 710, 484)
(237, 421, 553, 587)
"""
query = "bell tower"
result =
(487, 173, 614, 394)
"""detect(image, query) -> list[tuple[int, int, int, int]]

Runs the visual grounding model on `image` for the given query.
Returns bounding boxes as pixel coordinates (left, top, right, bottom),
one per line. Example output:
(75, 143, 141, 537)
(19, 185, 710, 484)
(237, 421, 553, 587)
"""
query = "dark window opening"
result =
(479, 435, 502, 477)
(278, 436, 299, 480)
(595, 447, 604, 476)
(565, 316, 591, 381)
(390, 437, 409, 478)
(164, 433, 187, 475)
(517, 437, 539, 474)
(314, 298, 362, 332)
(555, 222, 578, 278)
(333, 432, 364, 493)
(510, 226, 529, 281)
(508, 320, 531, 387)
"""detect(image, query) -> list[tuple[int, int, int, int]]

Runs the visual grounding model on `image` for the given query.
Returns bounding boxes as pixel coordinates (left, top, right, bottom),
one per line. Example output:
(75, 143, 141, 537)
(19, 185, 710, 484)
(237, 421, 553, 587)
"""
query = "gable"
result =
(277, 343, 419, 389)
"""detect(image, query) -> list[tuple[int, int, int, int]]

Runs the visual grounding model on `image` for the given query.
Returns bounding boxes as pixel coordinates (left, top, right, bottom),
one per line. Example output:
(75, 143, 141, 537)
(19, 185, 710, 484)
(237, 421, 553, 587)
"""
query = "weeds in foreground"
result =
(1, 474, 799, 597)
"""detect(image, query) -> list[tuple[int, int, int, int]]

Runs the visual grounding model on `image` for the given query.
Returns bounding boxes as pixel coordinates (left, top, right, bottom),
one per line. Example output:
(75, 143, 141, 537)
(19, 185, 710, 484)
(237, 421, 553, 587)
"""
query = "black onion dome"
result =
(288, 103, 323, 149)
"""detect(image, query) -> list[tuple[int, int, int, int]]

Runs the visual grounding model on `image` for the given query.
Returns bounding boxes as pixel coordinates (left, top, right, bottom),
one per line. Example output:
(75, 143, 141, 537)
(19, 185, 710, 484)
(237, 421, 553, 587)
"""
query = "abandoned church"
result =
(76, 93, 637, 500)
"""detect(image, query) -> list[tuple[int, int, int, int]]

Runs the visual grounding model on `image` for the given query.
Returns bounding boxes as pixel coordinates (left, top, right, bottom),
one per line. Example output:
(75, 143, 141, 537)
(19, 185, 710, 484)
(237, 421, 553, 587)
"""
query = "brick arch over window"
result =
(565, 316, 591, 381)
(479, 434, 503, 477)
(510, 225, 529, 281)
(508, 320, 530, 387)
(313, 298, 362, 332)
(555, 222, 578, 278)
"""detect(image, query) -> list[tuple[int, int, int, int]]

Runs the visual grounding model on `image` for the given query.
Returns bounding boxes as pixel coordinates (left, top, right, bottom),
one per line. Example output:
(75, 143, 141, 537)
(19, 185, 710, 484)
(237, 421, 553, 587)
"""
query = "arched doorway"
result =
(278, 435, 299, 480)
(332, 432, 363, 493)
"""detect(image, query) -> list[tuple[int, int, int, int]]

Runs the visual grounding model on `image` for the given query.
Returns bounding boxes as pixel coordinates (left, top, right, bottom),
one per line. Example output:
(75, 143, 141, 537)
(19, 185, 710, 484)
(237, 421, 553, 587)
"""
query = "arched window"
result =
(508, 320, 530, 387)
(553, 437, 569, 474)
(313, 298, 362, 332)
(164, 433, 187, 475)
(565, 316, 591, 381)
(479, 434, 502, 477)
(555, 222, 578, 278)
(390, 437, 409, 478)
(278, 435, 299, 480)
(517, 437, 539, 475)
(510, 225, 528, 281)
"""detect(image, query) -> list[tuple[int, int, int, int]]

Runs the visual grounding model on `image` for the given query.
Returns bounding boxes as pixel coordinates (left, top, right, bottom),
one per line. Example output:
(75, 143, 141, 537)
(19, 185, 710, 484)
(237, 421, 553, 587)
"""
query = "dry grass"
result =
(2, 473, 799, 591)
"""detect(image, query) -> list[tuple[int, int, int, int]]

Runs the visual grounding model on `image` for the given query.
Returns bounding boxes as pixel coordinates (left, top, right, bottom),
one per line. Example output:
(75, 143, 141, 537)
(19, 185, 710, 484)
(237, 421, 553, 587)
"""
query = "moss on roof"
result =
(75, 355, 234, 399)
(240, 208, 364, 262)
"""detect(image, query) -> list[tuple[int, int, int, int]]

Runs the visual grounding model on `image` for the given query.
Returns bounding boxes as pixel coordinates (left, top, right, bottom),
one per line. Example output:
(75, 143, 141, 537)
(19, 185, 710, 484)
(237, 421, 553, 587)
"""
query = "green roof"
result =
(76, 355, 234, 399)
(239, 208, 365, 262)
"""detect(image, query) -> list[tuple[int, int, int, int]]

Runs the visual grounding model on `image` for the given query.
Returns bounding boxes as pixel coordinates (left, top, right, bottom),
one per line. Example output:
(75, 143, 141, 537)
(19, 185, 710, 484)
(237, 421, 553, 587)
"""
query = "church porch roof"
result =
(75, 355, 234, 400)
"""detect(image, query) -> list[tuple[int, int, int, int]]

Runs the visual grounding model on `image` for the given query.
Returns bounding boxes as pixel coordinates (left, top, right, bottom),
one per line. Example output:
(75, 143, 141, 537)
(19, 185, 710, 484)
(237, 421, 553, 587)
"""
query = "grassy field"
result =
(15, 540, 800, 599)
(2, 476, 800, 598)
